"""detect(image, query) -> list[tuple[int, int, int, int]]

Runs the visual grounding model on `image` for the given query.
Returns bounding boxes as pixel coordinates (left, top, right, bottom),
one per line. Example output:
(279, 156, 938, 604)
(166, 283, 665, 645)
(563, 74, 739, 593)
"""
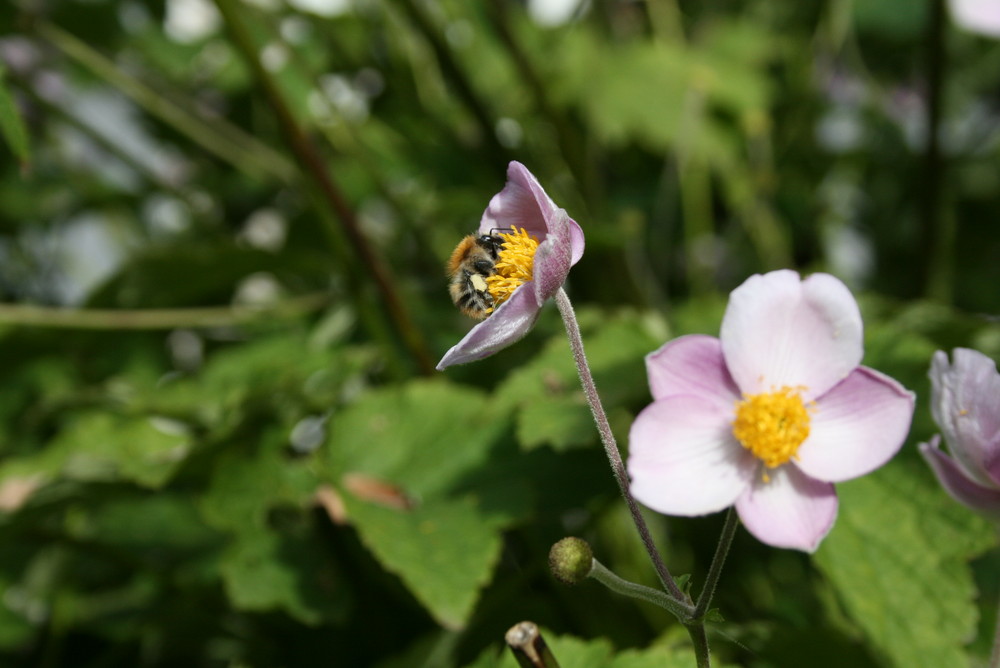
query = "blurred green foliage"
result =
(0, 0, 999, 666)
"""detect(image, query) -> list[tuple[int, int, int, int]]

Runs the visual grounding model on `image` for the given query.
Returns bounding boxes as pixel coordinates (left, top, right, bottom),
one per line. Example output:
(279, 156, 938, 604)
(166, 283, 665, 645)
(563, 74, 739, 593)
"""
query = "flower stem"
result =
(589, 560, 693, 620)
(693, 507, 739, 620)
(554, 288, 686, 603)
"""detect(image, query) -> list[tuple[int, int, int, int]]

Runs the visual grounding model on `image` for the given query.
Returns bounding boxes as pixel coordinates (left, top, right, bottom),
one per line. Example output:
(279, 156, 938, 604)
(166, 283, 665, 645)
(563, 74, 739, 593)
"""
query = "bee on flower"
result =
(437, 162, 584, 370)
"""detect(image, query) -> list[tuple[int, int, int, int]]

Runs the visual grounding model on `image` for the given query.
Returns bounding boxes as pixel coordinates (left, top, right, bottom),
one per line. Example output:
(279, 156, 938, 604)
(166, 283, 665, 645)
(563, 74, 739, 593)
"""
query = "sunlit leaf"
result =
(815, 462, 997, 668)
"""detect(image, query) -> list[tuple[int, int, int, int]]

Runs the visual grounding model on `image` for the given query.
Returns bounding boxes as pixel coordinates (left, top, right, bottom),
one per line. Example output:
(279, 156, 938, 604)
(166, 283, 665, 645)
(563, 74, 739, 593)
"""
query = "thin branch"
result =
(213, 0, 435, 374)
(693, 507, 738, 620)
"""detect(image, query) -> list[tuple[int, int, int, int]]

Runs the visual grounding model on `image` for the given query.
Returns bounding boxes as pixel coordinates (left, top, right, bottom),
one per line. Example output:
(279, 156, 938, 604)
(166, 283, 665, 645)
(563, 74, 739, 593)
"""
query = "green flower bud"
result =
(548, 537, 594, 585)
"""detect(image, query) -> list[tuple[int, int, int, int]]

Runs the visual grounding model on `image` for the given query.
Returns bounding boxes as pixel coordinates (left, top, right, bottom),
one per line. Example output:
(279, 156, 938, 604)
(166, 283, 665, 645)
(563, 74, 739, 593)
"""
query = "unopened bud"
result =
(548, 537, 593, 585)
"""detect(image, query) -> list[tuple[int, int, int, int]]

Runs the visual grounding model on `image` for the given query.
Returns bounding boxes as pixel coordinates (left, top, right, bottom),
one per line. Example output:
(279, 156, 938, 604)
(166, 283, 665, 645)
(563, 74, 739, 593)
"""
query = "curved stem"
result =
(693, 507, 739, 620)
(554, 288, 686, 602)
(589, 560, 693, 620)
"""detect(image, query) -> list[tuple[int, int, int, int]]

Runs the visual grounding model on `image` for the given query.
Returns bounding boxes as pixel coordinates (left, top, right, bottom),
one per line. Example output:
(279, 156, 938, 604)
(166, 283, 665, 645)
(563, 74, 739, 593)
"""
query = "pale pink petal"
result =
(645, 335, 741, 412)
(628, 395, 756, 516)
(736, 466, 838, 552)
(930, 348, 1000, 487)
(795, 367, 915, 482)
(920, 436, 1000, 516)
(436, 287, 540, 369)
(532, 209, 574, 301)
(721, 270, 863, 401)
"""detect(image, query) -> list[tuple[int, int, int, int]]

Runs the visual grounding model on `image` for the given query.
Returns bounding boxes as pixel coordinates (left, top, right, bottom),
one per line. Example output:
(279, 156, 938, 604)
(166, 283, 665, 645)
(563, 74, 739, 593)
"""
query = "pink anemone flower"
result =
(627, 270, 915, 552)
(919, 348, 1000, 516)
(437, 162, 585, 370)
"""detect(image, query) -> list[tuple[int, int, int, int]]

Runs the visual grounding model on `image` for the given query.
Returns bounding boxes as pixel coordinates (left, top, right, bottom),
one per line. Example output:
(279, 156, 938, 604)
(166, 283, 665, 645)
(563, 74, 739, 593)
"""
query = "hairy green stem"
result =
(589, 560, 693, 620)
(554, 288, 686, 602)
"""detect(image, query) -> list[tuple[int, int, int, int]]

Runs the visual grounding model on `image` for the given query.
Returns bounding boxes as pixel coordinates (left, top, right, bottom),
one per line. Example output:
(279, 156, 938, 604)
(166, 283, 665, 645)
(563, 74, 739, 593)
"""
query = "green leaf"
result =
(0, 64, 29, 164)
(814, 462, 997, 668)
(344, 494, 502, 630)
(20, 413, 191, 489)
(200, 429, 317, 532)
(516, 394, 594, 451)
(219, 526, 349, 626)
(326, 379, 508, 498)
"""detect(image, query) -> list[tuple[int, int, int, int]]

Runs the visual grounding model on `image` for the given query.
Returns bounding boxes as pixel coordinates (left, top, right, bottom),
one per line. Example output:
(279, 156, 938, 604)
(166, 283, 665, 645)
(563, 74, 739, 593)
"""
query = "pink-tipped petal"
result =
(919, 436, 1000, 517)
(930, 348, 1000, 487)
(628, 395, 756, 516)
(796, 367, 915, 482)
(532, 209, 574, 301)
(436, 287, 540, 369)
(721, 271, 863, 401)
(736, 466, 838, 552)
(645, 335, 741, 411)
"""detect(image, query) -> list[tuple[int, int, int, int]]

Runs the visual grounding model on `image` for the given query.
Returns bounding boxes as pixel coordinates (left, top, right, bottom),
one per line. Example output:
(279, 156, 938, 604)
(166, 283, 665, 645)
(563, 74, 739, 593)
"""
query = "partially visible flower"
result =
(919, 349, 1000, 516)
(437, 162, 584, 369)
(949, 0, 1000, 38)
(627, 270, 915, 552)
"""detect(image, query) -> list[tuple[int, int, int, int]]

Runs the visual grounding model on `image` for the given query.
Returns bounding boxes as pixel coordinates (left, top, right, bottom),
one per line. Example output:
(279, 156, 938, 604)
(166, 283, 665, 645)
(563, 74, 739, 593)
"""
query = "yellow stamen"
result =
(485, 227, 539, 311)
(732, 386, 812, 472)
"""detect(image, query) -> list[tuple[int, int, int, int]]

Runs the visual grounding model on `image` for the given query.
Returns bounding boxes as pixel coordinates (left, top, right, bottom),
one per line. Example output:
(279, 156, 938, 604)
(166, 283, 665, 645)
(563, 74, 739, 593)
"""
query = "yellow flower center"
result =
(485, 227, 539, 311)
(732, 386, 812, 471)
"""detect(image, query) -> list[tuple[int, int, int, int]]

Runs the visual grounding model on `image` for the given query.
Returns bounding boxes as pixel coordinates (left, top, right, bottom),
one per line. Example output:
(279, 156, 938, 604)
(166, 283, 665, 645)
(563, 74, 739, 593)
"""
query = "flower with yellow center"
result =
(732, 386, 812, 478)
(437, 161, 585, 370)
(628, 270, 915, 552)
(485, 227, 539, 312)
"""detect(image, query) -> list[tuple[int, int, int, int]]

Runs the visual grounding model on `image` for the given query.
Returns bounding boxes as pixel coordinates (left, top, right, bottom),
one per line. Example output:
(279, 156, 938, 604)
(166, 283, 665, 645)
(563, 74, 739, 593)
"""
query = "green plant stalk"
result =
(392, 0, 510, 166)
(554, 288, 687, 603)
(36, 22, 295, 184)
(484, 2, 590, 196)
(0, 293, 330, 330)
(213, 0, 435, 375)
(589, 559, 693, 620)
(693, 507, 738, 620)
(921, 0, 953, 302)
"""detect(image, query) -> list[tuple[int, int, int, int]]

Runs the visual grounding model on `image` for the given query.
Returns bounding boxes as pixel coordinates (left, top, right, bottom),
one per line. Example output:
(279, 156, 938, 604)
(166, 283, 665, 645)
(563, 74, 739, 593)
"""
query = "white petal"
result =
(796, 367, 914, 482)
(736, 466, 838, 553)
(644, 335, 741, 411)
(628, 395, 756, 516)
(721, 270, 863, 400)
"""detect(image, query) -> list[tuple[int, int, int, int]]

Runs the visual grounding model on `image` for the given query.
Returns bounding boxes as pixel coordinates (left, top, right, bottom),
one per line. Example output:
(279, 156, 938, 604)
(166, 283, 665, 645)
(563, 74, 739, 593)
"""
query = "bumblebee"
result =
(447, 233, 505, 319)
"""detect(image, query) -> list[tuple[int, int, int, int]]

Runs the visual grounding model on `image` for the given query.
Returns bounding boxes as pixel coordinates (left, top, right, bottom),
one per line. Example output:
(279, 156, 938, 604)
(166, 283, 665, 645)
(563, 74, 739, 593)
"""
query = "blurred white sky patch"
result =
(53, 213, 138, 305)
(288, 0, 353, 17)
(165, 0, 220, 43)
(949, 0, 1000, 37)
(528, 0, 588, 27)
